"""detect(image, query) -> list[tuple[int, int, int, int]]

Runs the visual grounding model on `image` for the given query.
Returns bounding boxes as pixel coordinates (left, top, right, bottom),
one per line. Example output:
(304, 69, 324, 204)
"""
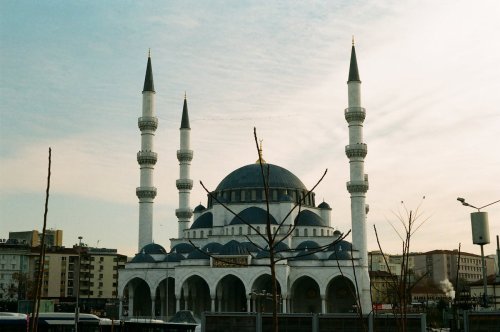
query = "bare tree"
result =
(31, 147, 52, 332)
(191, 128, 352, 332)
(373, 198, 430, 332)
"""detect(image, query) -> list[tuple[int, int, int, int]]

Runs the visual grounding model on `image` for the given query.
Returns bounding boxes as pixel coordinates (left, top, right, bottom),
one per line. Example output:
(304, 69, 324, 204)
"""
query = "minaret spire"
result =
(136, 52, 158, 251)
(176, 94, 193, 237)
(344, 41, 370, 312)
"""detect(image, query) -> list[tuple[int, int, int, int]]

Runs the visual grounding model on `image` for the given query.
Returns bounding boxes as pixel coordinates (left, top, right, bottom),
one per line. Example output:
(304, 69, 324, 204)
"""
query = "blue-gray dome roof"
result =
(240, 242, 260, 252)
(318, 201, 331, 209)
(273, 241, 290, 253)
(187, 248, 210, 260)
(141, 243, 167, 255)
(328, 250, 351, 260)
(255, 250, 283, 259)
(171, 242, 195, 254)
(130, 253, 156, 263)
(328, 240, 352, 252)
(229, 207, 278, 225)
(202, 242, 223, 254)
(193, 204, 206, 212)
(220, 240, 249, 255)
(191, 212, 213, 229)
(280, 194, 294, 202)
(164, 252, 185, 262)
(296, 240, 320, 251)
(294, 210, 325, 227)
(294, 251, 319, 261)
(215, 163, 307, 191)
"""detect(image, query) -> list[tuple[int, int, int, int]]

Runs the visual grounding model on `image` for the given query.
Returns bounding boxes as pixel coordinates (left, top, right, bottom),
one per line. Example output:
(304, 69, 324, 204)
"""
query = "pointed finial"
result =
(352, 36, 355, 46)
(256, 139, 266, 164)
(148, 48, 151, 58)
(184, 91, 187, 100)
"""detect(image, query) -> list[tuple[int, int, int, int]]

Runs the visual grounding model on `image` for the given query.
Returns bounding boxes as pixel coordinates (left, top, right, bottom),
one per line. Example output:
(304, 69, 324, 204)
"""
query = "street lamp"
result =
(76, 236, 83, 332)
(457, 198, 500, 307)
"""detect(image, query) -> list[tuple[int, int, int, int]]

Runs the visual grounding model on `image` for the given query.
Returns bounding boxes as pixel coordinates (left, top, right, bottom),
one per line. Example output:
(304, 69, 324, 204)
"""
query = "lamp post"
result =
(457, 198, 500, 307)
(76, 236, 83, 332)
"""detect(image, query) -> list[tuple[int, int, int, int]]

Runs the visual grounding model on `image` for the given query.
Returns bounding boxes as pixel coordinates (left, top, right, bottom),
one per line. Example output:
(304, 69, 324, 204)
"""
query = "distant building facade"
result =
(412, 250, 495, 285)
(8, 229, 63, 247)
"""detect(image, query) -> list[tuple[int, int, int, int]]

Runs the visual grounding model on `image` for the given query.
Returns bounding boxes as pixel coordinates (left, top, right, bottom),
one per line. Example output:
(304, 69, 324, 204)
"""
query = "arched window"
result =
(231, 227, 234, 235)
(321, 229, 324, 236)
(247, 226, 251, 235)
(304, 229, 308, 237)
(239, 227, 242, 235)
(257, 226, 261, 233)
(313, 229, 317, 236)
(201, 230, 204, 238)
(193, 231, 197, 238)
(295, 229, 299, 236)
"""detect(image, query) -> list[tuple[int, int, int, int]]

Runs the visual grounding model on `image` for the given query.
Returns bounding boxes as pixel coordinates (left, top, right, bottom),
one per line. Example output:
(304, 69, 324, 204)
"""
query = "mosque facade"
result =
(118, 43, 371, 319)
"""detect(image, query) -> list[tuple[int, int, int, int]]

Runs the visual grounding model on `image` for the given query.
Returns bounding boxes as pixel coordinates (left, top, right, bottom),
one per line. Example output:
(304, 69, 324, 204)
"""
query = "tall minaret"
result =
(136, 51, 158, 251)
(345, 39, 371, 312)
(176, 94, 193, 237)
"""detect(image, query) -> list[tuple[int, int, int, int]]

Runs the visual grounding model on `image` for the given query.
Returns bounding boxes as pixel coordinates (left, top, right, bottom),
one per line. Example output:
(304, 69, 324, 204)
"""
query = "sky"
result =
(1, 0, 499, 259)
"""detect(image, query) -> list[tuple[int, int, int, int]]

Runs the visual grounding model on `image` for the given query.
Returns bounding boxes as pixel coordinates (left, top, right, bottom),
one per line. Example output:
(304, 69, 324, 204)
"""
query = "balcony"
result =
(346, 180, 369, 193)
(176, 179, 193, 190)
(136, 187, 157, 199)
(176, 150, 193, 162)
(345, 144, 367, 158)
(344, 107, 366, 122)
(138, 116, 158, 131)
(137, 151, 157, 165)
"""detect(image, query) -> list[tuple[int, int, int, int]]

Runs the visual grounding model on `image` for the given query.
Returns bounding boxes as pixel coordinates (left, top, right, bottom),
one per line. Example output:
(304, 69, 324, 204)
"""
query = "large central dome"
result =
(216, 163, 307, 191)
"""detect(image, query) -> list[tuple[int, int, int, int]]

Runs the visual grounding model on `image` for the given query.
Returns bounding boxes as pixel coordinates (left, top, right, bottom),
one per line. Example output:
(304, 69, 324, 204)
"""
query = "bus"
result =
(0, 312, 29, 332)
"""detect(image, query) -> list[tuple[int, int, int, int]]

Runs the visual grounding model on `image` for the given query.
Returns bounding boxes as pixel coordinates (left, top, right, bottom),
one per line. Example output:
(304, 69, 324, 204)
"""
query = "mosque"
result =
(117, 43, 371, 319)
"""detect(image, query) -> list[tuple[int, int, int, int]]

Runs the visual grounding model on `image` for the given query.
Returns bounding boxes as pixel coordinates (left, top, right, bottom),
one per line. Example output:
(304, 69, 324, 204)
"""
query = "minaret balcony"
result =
(345, 144, 367, 158)
(344, 107, 366, 122)
(176, 179, 193, 190)
(138, 116, 158, 131)
(176, 208, 193, 219)
(137, 151, 158, 165)
(177, 150, 193, 162)
(346, 180, 369, 193)
(136, 187, 157, 199)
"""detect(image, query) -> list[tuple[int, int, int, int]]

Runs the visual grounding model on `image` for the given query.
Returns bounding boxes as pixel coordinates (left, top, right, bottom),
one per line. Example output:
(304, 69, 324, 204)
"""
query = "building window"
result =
(304, 229, 308, 237)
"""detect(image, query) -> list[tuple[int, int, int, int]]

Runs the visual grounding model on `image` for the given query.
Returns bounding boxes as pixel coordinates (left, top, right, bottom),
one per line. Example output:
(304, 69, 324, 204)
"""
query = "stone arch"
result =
(290, 275, 321, 313)
(123, 277, 152, 317)
(215, 274, 247, 312)
(180, 275, 211, 318)
(155, 276, 176, 318)
(326, 275, 357, 313)
(250, 274, 282, 313)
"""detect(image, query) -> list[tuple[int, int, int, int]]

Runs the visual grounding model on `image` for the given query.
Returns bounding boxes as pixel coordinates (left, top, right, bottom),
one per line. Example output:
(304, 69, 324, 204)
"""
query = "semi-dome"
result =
(140, 243, 167, 255)
(240, 242, 260, 253)
(229, 207, 278, 225)
(191, 212, 213, 229)
(294, 250, 319, 261)
(215, 163, 307, 191)
(294, 210, 325, 227)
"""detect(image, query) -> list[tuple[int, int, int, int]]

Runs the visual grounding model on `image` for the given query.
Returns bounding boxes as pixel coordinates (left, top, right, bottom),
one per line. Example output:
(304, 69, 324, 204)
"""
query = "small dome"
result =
(273, 241, 290, 253)
(296, 240, 320, 251)
(220, 240, 249, 255)
(229, 207, 278, 225)
(130, 253, 156, 263)
(328, 240, 352, 252)
(141, 243, 167, 255)
(318, 201, 331, 209)
(193, 204, 206, 212)
(294, 250, 319, 261)
(328, 250, 351, 260)
(202, 242, 223, 254)
(191, 212, 213, 229)
(255, 250, 283, 259)
(294, 210, 325, 227)
(187, 249, 210, 260)
(171, 242, 195, 254)
(164, 252, 185, 262)
(240, 242, 260, 253)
